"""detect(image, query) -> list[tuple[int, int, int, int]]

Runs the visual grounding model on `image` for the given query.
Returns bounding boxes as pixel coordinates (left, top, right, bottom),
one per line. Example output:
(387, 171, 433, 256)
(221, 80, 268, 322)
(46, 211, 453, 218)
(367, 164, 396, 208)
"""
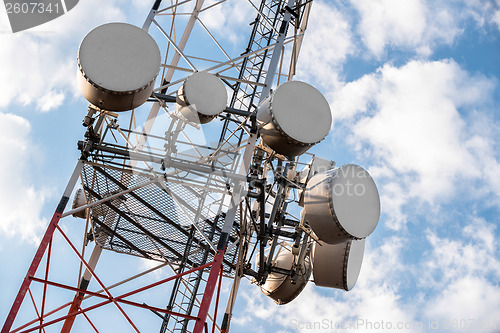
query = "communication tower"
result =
(2, 1, 381, 332)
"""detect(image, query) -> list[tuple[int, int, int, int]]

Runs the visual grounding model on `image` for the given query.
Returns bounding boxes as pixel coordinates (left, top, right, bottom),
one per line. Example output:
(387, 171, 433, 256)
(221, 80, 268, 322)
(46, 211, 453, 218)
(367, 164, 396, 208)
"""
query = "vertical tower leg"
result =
(192, 235, 227, 333)
(60, 244, 103, 333)
(1, 161, 84, 333)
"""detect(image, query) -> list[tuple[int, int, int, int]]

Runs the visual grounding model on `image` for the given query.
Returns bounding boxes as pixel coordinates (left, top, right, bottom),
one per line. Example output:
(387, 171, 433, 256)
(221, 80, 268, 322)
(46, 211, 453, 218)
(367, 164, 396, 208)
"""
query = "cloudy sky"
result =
(1, 0, 499, 332)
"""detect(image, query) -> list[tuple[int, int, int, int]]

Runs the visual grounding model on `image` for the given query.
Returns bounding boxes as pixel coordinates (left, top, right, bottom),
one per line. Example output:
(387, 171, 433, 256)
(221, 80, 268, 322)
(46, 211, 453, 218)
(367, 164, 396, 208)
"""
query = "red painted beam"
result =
(2, 161, 83, 333)
(2, 209, 65, 333)
(193, 248, 225, 333)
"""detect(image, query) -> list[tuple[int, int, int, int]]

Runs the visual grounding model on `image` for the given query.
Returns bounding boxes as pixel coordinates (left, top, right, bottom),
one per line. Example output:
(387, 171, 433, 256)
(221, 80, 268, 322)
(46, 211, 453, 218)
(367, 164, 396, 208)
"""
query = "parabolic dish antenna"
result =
(78, 22, 161, 111)
(257, 81, 332, 157)
(177, 72, 228, 124)
(312, 239, 365, 290)
(304, 164, 380, 244)
(260, 246, 311, 304)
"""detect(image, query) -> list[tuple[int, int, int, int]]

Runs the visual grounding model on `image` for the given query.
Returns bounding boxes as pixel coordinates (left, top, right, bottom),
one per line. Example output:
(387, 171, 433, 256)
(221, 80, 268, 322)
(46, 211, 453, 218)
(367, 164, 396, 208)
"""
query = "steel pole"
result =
(1, 160, 84, 333)
(193, 0, 297, 330)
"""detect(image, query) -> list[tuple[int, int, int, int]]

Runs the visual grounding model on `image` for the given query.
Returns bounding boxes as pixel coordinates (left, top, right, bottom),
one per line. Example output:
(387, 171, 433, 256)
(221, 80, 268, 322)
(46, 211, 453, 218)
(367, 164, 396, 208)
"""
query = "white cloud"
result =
(494, 9, 500, 30)
(330, 74, 378, 120)
(466, 134, 500, 202)
(200, 0, 254, 46)
(37, 90, 65, 112)
(330, 59, 498, 229)
(0, 113, 54, 242)
(423, 218, 500, 288)
(378, 181, 408, 231)
(425, 277, 500, 331)
(295, 1, 354, 89)
(348, 0, 500, 57)
(462, 0, 500, 31)
(354, 62, 472, 196)
(350, 0, 427, 57)
(421, 217, 500, 331)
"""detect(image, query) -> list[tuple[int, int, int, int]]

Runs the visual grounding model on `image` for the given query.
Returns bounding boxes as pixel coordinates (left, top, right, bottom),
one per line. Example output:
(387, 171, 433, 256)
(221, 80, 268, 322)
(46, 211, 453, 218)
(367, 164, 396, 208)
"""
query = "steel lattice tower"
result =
(0, 0, 347, 332)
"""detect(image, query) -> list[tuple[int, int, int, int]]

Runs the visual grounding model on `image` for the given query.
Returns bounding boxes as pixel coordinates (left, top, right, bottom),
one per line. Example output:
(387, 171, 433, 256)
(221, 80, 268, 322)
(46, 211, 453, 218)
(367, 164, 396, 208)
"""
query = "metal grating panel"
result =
(81, 162, 239, 274)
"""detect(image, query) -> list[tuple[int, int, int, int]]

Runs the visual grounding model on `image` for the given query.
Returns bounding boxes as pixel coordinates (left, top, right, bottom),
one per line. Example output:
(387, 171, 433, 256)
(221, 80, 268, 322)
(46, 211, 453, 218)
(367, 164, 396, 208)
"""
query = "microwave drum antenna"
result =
(257, 80, 332, 157)
(77, 22, 161, 111)
(176, 72, 228, 124)
(304, 164, 380, 244)
(312, 239, 365, 290)
(260, 246, 312, 305)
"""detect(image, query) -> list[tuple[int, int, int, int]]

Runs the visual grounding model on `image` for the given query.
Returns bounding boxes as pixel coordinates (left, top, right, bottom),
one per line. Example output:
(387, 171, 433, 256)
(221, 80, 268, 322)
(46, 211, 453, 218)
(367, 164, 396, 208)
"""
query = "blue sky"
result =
(1, 0, 500, 332)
